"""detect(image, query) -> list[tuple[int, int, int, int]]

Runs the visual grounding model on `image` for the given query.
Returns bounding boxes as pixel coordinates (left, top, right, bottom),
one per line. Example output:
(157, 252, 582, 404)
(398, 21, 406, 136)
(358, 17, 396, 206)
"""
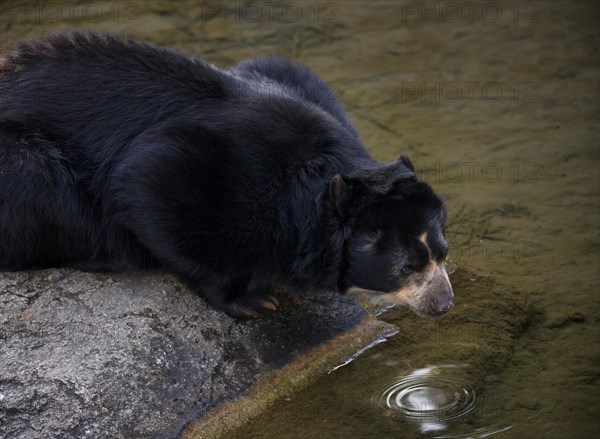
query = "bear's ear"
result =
(329, 174, 350, 220)
(396, 155, 415, 172)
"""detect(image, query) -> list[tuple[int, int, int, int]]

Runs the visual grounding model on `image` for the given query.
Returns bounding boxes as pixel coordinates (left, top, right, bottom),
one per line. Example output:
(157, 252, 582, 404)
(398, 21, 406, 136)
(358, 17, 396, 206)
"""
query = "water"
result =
(229, 269, 534, 439)
(2, 1, 598, 438)
(374, 365, 479, 432)
(371, 364, 516, 438)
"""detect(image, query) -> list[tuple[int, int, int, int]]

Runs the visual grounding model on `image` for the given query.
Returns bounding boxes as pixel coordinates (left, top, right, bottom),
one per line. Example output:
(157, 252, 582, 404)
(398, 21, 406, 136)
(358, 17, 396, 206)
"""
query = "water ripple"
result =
(372, 365, 511, 437)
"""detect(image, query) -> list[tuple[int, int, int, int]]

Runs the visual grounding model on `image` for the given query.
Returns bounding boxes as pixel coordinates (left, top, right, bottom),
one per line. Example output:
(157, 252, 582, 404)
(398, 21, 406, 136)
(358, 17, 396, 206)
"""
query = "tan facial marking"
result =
(418, 232, 432, 258)
(382, 261, 454, 307)
(383, 283, 420, 306)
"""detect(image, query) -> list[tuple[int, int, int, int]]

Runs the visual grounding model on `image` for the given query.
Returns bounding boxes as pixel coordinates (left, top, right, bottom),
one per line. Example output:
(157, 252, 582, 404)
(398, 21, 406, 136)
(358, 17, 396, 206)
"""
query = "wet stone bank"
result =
(0, 269, 394, 439)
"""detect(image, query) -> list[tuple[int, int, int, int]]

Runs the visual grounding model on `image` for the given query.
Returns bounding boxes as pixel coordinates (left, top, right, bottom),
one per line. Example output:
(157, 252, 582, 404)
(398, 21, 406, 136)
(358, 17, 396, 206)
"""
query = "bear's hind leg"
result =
(0, 119, 95, 269)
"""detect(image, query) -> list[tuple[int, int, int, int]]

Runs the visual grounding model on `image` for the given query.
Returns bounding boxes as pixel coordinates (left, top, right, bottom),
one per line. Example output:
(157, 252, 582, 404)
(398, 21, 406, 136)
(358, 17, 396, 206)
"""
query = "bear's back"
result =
(0, 32, 227, 148)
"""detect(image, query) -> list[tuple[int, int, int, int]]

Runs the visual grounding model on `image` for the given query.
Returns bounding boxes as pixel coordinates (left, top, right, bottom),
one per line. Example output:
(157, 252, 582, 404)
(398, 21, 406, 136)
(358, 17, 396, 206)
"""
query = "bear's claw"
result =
(225, 293, 279, 319)
(261, 295, 279, 310)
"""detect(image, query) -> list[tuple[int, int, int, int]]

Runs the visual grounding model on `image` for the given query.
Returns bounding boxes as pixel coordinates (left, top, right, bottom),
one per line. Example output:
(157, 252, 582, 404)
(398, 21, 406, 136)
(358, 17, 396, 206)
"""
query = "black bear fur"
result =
(0, 32, 452, 317)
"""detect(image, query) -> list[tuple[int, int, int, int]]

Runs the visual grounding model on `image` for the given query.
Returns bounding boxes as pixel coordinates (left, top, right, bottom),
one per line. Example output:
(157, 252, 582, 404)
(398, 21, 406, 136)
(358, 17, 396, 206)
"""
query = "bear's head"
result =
(330, 155, 454, 317)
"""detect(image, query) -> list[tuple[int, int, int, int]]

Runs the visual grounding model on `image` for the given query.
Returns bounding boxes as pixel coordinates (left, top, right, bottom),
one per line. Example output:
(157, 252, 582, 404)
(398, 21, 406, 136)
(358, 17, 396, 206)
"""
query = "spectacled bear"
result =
(0, 32, 453, 318)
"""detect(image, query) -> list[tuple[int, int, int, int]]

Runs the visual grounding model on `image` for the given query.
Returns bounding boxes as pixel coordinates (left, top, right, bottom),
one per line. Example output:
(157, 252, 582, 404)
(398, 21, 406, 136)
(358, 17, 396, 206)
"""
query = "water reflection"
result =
(373, 365, 511, 438)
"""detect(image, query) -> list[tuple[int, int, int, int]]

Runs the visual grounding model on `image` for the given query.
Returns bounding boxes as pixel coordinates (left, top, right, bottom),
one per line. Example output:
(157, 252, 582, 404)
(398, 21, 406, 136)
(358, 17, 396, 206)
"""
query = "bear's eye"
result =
(400, 266, 413, 275)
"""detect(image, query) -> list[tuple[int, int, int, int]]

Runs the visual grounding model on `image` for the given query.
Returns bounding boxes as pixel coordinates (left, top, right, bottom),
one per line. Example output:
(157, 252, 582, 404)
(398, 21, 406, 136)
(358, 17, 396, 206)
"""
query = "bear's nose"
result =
(430, 296, 454, 315)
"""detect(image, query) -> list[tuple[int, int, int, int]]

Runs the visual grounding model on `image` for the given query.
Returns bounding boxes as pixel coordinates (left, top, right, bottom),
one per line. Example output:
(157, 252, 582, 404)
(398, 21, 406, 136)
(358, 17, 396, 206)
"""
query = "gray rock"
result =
(0, 269, 394, 439)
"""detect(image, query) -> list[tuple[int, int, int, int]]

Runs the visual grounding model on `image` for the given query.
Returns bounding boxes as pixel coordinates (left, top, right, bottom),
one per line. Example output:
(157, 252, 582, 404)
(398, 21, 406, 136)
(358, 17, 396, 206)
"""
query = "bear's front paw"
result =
(224, 293, 279, 319)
